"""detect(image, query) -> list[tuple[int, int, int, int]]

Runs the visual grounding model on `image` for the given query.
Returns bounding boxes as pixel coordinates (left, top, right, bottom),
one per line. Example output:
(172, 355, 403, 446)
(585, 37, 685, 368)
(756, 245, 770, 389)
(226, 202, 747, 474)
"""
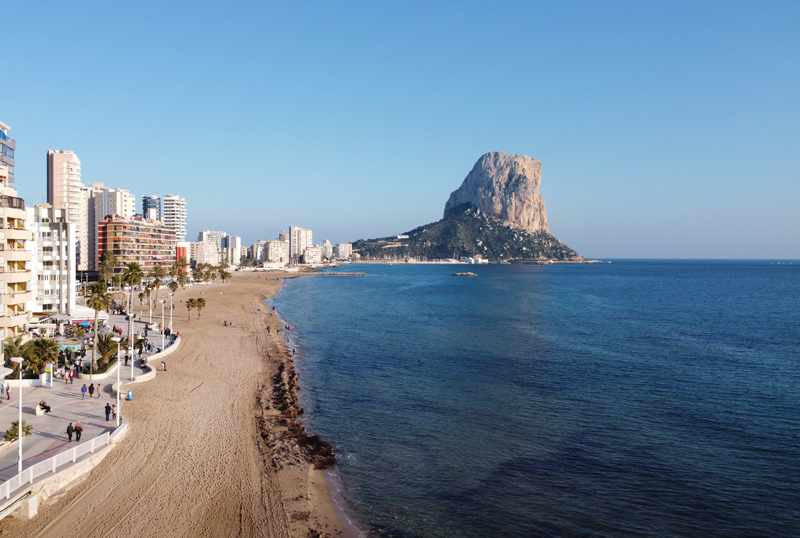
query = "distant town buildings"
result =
(289, 226, 312, 261)
(162, 194, 187, 242)
(334, 243, 353, 260)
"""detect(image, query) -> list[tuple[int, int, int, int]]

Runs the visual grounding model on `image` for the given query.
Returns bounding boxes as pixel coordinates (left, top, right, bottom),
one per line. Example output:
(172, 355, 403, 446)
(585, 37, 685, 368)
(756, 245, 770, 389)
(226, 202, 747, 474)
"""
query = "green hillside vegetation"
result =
(353, 205, 582, 262)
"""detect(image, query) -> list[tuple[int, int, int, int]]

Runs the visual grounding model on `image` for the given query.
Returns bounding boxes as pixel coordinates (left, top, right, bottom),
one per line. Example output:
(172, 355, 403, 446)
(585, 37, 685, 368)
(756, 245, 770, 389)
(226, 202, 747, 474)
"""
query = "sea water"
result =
(270, 261, 800, 537)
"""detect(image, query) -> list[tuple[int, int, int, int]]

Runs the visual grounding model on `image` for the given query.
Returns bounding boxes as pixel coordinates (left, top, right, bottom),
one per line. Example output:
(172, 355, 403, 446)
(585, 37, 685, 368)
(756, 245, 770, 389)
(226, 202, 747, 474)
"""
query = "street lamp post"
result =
(10, 357, 23, 473)
(161, 300, 165, 350)
(169, 292, 174, 333)
(112, 337, 121, 427)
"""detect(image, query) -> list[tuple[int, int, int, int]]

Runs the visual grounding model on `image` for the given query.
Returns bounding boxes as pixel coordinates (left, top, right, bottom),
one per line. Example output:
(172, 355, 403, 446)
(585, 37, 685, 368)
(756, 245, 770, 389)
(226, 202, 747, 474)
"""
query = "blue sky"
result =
(4, 1, 798, 258)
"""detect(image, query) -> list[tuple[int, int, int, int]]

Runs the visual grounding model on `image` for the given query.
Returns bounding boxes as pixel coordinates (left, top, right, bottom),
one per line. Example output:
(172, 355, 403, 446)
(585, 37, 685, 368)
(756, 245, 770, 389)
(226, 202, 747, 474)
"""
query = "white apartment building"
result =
(221, 235, 241, 267)
(47, 150, 87, 269)
(334, 243, 353, 260)
(27, 205, 76, 316)
(190, 241, 220, 266)
(302, 246, 322, 264)
(320, 239, 333, 260)
(289, 226, 312, 261)
(163, 194, 187, 242)
(197, 230, 226, 248)
(265, 240, 290, 263)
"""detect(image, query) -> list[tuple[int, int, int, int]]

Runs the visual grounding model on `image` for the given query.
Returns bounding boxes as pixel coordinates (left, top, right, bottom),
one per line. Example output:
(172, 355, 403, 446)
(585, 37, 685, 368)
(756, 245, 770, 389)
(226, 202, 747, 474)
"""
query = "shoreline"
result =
(0, 271, 352, 537)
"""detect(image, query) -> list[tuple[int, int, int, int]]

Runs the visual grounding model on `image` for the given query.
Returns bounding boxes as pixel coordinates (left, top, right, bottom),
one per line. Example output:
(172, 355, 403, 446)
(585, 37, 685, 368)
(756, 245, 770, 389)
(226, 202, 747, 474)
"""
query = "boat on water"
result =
(453, 272, 478, 277)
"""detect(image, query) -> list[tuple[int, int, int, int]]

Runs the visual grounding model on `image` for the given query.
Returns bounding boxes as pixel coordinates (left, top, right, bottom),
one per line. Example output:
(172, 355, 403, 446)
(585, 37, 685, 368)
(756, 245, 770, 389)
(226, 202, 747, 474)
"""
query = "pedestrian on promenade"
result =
(88, 384, 94, 399)
(0, 383, 4, 399)
(96, 384, 101, 398)
(104, 403, 112, 421)
(74, 422, 83, 442)
(67, 423, 74, 441)
(161, 360, 166, 371)
(70, 369, 75, 384)
(111, 404, 117, 420)
(5, 383, 9, 401)
(81, 384, 88, 399)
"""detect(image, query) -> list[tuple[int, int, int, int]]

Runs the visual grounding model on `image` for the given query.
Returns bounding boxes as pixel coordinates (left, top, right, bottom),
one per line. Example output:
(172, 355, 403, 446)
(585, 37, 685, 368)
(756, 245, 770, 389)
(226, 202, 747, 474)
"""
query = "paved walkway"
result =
(0, 311, 174, 483)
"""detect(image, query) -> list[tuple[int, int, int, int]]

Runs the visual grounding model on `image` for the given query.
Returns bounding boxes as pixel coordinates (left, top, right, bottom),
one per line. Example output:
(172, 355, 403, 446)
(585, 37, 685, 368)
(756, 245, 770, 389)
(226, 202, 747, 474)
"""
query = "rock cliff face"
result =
(444, 152, 549, 234)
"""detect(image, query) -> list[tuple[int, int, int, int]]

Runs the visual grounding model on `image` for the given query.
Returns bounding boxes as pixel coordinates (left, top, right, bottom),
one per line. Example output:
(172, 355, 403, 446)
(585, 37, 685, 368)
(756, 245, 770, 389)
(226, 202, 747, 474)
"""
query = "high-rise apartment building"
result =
(197, 230, 226, 248)
(0, 122, 33, 341)
(289, 226, 312, 261)
(334, 243, 353, 260)
(46, 150, 87, 270)
(142, 195, 161, 221)
(85, 183, 136, 270)
(163, 194, 187, 242)
(265, 240, 290, 263)
(27, 205, 76, 316)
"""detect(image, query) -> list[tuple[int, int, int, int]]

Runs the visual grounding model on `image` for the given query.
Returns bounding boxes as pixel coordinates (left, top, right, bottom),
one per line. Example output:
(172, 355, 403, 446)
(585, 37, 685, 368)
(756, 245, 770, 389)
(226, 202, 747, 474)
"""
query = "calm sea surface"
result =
(270, 261, 800, 537)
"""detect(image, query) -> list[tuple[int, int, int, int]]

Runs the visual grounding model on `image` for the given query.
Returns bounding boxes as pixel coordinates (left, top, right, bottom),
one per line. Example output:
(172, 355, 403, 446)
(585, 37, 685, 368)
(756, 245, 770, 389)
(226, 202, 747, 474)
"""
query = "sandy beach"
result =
(0, 271, 345, 538)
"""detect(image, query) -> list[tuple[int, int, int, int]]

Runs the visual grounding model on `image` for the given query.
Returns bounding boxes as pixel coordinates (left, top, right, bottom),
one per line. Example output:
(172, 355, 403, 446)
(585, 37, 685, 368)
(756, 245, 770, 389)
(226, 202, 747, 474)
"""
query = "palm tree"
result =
(138, 292, 146, 315)
(123, 262, 144, 296)
(219, 269, 231, 283)
(195, 297, 206, 319)
(4, 420, 33, 442)
(150, 266, 168, 304)
(98, 251, 118, 286)
(186, 298, 197, 321)
(192, 264, 205, 284)
(95, 333, 118, 368)
(177, 270, 188, 288)
(145, 283, 155, 323)
(168, 280, 179, 295)
(4, 336, 24, 373)
(86, 282, 111, 373)
(22, 338, 60, 375)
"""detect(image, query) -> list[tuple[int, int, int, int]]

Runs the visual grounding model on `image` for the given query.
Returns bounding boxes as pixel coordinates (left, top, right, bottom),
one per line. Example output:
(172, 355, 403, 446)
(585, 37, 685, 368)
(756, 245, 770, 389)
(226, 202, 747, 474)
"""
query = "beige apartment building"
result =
(0, 121, 33, 339)
(47, 149, 88, 270)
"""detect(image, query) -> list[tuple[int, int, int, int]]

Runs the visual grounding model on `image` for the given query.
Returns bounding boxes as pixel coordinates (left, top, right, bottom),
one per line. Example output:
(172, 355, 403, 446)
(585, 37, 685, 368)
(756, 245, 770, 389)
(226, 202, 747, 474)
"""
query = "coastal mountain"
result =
(353, 152, 583, 262)
(444, 152, 549, 234)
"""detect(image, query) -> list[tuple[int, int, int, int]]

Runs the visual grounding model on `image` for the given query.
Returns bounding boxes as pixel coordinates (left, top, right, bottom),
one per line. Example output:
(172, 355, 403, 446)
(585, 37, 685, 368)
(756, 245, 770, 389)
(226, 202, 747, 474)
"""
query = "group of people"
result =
(81, 383, 104, 399)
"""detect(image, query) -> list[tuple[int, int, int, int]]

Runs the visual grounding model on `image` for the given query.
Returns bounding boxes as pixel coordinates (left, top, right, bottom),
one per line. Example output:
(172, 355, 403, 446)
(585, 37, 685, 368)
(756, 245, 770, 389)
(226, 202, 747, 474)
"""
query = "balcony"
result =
(3, 228, 32, 241)
(0, 269, 31, 284)
(0, 312, 30, 329)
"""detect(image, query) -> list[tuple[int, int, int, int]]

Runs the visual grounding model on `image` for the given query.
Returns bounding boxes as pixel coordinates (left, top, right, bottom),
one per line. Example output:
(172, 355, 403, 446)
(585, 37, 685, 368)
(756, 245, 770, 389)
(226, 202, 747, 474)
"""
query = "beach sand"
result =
(0, 271, 346, 538)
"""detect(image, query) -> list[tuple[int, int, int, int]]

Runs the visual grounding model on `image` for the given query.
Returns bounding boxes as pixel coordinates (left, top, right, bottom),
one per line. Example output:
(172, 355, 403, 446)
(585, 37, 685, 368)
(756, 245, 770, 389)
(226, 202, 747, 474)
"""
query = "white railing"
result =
(0, 432, 110, 500)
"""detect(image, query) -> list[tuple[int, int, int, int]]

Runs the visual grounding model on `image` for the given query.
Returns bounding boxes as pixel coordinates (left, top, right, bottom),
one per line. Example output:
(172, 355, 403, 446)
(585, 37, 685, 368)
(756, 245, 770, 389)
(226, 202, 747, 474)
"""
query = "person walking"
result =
(87, 383, 94, 399)
(0, 383, 4, 399)
(96, 383, 102, 399)
(74, 421, 83, 442)
(5, 383, 9, 401)
(81, 384, 88, 399)
(104, 403, 112, 421)
(70, 369, 75, 384)
(66, 422, 74, 441)
(111, 404, 117, 420)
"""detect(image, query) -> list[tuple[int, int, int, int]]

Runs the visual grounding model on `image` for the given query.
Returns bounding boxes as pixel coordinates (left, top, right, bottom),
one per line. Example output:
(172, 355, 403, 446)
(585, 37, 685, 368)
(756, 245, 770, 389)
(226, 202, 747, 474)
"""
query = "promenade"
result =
(0, 311, 170, 486)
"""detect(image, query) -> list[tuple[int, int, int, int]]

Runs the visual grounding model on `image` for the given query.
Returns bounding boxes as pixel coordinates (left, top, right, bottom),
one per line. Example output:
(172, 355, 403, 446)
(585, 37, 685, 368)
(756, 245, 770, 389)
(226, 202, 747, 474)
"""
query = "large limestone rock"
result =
(444, 152, 549, 234)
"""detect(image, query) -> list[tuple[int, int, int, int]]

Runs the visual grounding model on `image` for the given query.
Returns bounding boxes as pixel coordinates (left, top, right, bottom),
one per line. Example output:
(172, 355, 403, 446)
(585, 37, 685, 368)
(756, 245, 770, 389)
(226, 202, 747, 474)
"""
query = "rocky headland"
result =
(354, 152, 585, 262)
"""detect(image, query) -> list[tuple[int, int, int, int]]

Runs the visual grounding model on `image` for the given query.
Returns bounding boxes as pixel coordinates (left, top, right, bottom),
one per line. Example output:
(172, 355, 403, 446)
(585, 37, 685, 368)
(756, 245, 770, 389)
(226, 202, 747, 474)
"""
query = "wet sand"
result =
(0, 271, 345, 538)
